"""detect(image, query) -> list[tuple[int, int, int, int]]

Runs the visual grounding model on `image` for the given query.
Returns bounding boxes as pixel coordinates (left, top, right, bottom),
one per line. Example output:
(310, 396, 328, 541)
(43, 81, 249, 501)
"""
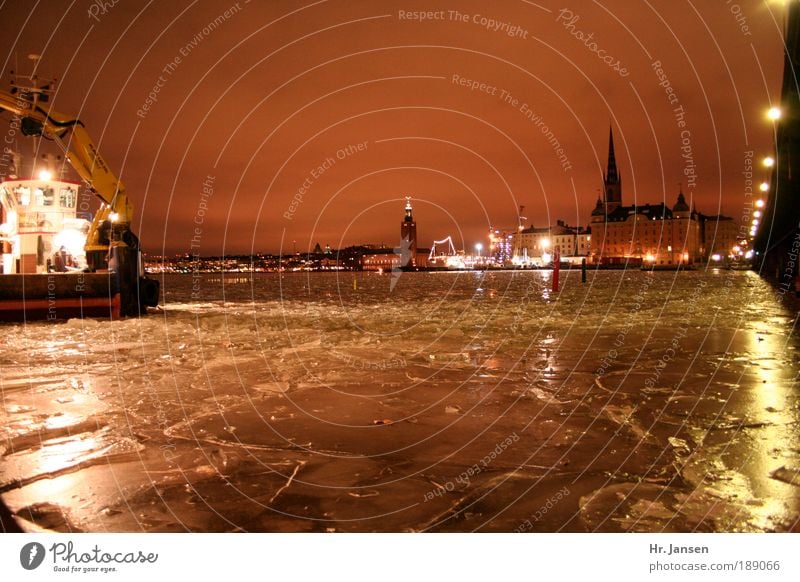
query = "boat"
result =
(0, 65, 158, 320)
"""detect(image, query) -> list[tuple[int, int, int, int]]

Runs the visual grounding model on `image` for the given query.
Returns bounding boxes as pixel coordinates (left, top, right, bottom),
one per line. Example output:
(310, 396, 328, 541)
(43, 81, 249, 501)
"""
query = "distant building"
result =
(359, 200, 428, 271)
(362, 247, 429, 271)
(489, 228, 515, 265)
(590, 128, 704, 266)
(700, 215, 739, 261)
(362, 248, 400, 271)
(400, 197, 417, 268)
(515, 220, 591, 265)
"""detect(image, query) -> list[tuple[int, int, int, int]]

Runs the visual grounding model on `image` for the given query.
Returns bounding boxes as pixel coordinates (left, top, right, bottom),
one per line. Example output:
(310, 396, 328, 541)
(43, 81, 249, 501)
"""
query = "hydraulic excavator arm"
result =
(0, 86, 136, 269)
(0, 73, 159, 316)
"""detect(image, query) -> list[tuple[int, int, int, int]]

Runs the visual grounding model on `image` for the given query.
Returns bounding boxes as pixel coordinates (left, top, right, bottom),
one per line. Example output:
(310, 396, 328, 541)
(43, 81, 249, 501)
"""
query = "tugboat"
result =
(0, 62, 158, 320)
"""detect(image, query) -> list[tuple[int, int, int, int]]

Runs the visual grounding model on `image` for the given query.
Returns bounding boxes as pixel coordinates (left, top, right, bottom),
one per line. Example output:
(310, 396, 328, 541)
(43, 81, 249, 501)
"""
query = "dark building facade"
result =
(753, 4, 800, 294)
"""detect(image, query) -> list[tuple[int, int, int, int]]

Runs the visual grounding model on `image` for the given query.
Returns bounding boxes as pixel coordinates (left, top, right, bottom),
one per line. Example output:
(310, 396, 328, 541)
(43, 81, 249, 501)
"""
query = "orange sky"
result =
(0, 1, 787, 255)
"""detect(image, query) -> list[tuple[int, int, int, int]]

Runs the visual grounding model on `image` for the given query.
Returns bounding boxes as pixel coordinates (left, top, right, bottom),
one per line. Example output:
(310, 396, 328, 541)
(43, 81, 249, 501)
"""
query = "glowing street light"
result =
(767, 106, 782, 121)
(759, 182, 769, 192)
(763, 156, 775, 168)
(755, 199, 765, 208)
(38, 169, 52, 181)
(475, 243, 483, 257)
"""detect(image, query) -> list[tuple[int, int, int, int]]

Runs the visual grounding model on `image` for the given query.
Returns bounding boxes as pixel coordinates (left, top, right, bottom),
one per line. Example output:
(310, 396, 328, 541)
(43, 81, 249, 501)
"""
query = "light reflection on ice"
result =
(0, 270, 797, 531)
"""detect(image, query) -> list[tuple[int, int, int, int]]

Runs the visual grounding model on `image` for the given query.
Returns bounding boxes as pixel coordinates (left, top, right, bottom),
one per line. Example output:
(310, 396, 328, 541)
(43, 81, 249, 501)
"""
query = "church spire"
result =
(606, 126, 619, 184)
(603, 126, 622, 210)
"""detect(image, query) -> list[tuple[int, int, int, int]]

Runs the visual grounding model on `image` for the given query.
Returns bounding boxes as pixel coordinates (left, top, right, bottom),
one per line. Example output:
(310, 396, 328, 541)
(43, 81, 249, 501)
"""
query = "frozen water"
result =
(0, 269, 798, 531)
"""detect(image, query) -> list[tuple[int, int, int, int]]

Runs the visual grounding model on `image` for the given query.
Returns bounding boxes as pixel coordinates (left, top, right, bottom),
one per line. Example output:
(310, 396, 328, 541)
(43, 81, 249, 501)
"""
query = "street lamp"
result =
(767, 106, 782, 121)
(475, 243, 483, 257)
(763, 156, 775, 168)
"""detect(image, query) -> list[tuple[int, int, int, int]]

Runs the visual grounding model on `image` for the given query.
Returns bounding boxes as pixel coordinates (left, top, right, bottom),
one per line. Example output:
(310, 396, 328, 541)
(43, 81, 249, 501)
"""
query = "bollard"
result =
(553, 248, 560, 292)
(581, 258, 587, 283)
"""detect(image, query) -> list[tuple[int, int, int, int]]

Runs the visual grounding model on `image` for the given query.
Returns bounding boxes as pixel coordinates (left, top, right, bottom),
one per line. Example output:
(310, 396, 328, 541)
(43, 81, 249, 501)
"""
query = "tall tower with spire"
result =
(399, 196, 417, 268)
(603, 127, 622, 212)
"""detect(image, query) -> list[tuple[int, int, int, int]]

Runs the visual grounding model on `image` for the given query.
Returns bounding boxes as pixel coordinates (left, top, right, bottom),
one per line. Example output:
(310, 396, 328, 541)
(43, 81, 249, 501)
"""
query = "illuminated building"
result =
(701, 215, 739, 261)
(361, 200, 429, 271)
(590, 128, 704, 266)
(516, 220, 591, 265)
(488, 228, 514, 265)
(400, 197, 417, 268)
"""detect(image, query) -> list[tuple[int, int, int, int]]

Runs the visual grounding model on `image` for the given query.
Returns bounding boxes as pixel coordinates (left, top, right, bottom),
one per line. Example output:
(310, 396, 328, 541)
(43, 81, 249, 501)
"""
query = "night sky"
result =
(0, 1, 787, 255)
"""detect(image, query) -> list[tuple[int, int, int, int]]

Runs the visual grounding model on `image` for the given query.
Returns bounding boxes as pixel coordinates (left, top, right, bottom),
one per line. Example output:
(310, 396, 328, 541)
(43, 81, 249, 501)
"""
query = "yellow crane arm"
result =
(0, 89, 132, 222)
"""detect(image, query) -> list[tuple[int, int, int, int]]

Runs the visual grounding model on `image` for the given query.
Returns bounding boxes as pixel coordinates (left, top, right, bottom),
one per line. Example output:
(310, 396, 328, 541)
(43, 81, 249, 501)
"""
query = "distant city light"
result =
(645, 253, 655, 262)
(759, 182, 769, 192)
(711, 254, 721, 261)
(755, 199, 765, 208)
(754, 210, 762, 218)
(38, 170, 52, 181)
(767, 106, 782, 120)
(763, 156, 775, 167)
(109, 212, 119, 222)
(541, 238, 551, 249)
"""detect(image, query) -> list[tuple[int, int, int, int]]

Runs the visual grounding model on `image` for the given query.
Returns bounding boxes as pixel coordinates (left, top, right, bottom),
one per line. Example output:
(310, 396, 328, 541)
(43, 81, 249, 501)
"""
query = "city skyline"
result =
(0, 2, 785, 255)
(1, 1, 799, 552)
